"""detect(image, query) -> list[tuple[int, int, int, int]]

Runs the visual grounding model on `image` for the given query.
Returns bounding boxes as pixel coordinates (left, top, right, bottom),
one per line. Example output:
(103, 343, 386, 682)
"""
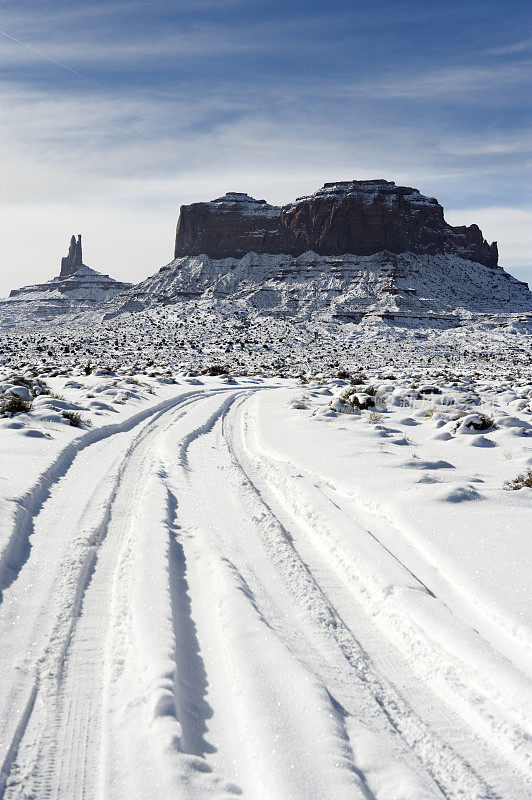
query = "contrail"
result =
(0, 28, 107, 89)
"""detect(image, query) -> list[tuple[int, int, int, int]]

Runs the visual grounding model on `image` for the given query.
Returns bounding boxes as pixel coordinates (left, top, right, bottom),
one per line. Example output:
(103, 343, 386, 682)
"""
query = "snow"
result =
(0, 265, 130, 325)
(206, 192, 281, 218)
(0, 360, 530, 799)
(0, 236, 530, 798)
(97, 250, 531, 327)
(290, 180, 440, 208)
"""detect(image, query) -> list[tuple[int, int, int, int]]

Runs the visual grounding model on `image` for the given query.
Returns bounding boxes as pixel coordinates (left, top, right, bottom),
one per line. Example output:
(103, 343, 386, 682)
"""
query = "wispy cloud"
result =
(348, 63, 530, 100)
(0, 26, 268, 68)
(484, 38, 532, 56)
(0, 29, 107, 87)
(438, 132, 532, 157)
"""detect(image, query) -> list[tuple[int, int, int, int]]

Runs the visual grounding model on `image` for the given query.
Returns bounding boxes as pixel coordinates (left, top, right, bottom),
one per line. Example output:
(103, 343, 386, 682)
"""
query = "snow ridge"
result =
(207, 192, 281, 218)
(290, 179, 440, 209)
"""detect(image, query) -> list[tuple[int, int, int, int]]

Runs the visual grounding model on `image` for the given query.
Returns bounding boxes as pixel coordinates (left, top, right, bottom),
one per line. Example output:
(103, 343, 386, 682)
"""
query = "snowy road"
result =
(0, 386, 530, 799)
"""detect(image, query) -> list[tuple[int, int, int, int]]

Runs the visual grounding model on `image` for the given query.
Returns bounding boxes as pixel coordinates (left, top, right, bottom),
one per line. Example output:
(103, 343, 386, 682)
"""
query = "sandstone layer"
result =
(174, 180, 498, 267)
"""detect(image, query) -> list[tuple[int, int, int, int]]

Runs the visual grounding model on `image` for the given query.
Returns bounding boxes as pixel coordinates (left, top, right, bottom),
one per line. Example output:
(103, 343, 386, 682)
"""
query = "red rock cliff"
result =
(174, 181, 498, 267)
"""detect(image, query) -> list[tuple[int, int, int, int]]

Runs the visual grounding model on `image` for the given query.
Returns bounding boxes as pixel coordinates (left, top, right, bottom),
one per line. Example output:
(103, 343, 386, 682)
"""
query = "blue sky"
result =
(0, 0, 530, 295)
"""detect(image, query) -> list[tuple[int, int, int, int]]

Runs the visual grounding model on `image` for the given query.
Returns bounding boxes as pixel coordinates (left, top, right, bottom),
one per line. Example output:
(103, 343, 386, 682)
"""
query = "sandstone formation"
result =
(3, 235, 132, 323)
(174, 180, 498, 267)
(60, 234, 84, 277)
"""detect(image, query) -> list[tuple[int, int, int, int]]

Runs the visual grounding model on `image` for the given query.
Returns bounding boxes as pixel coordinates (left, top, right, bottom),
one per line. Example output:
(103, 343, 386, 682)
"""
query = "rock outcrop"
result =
(2, 235, 132, 325)
(60, 234, 83, 277)
(174, 180, 498, 267)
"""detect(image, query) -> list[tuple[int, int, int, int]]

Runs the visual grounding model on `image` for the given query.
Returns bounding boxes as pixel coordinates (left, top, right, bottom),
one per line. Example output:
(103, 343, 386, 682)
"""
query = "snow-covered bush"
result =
(61, 410, 87, 428)
(1, 394, 33, 415)
(352, 393, 376, 410)
(2, 374, 51, 399)
(453, 413, 496, 434)
(329, 387, 376, 414)
(418, 385, 442, 395)
(289, 395, 310, 409)
(503, 468, 532, 491)
(329, 396, 355, 414)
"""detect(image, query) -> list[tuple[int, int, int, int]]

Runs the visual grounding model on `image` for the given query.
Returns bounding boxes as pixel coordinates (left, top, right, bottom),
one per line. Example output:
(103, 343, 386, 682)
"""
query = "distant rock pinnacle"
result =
(60, 234, 83, 278)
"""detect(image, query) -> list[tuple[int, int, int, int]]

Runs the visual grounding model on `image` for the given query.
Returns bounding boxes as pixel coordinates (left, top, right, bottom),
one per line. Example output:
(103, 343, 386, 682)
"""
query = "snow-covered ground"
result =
(0, 363, 530, 799)
(0, 296, 531, 382)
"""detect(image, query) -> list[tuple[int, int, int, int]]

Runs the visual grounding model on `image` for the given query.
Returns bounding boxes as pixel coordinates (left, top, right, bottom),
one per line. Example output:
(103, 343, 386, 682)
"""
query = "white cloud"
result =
(0, 26, 263, 68)
(439, 132, 532, 157)
(484, 38, 532, 56)
(348, 62, 530, 100)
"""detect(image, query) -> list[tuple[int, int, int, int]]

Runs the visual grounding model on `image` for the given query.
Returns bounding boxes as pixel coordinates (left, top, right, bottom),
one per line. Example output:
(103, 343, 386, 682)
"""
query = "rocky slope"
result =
(1, 235, 131, 325)
(1, 182, 530, 330)
(103, 250, 531, 326)
(174, 180, 499, 267)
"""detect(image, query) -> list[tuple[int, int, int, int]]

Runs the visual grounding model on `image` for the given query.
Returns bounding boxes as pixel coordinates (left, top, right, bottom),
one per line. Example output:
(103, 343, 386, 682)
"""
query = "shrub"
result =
(204, 364, 229, 376)
(290, 395, 310, 409)
(364, 385, 377, 397)
(333, 388, 376, 413)
(368, 411, 383, 423)
(1, 395, 33, 415)
(8, 374, 50, 397)
(330, 397, 355, 414)
(61, 410, 87, 427)
(352, 394, 375, 410)
(350, 374, 367, 386)
(503, 468, 532, 491)
(10, 375, 33, 389)
(336, 370, 350, 380)
(458, 414, 495, 432)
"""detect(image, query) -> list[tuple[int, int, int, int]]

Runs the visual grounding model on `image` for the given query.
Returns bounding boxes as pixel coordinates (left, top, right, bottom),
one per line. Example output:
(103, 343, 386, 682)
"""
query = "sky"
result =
(0, 0, 530, 297)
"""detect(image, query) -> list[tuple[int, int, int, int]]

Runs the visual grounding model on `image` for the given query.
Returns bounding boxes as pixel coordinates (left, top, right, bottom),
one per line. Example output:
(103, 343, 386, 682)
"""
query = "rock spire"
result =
(60, 234, 83, 278)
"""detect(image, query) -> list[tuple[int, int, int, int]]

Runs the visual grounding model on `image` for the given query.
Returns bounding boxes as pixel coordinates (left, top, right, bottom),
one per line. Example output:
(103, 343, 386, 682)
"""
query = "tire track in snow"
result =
(166, 487, 216, 758)
(159, 391, 440, 800)
(100, 392, 263, 799)
(231, 395, 532, 795)
(2, 384, 520, 799)
(155, 390, 382, 799)
(0, 389, 235, 800)
(0, 387, 231, 601)
(218, 393, 498, 800)
(248, 417, 532, 679)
